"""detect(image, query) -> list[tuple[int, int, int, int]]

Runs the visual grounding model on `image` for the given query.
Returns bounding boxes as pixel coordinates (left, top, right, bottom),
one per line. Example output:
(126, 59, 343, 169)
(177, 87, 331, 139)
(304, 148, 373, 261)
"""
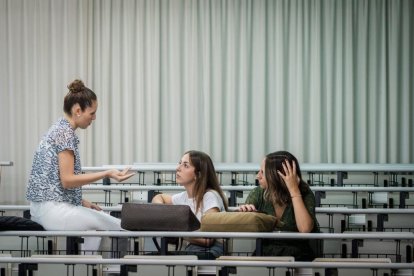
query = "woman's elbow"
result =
(60, 177, 73, 189)
(61, 181, 71, 189)
(298, 227, 312, 233)
(205, 238, 215, 247)
(152, 194, 164, 204)
(298, 222, 314, 233)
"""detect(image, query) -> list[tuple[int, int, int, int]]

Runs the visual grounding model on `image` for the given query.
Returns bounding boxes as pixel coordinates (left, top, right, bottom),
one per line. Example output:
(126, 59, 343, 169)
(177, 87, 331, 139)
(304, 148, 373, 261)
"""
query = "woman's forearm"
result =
(291, 197, 314, 232)
(61, 171, 108, 189)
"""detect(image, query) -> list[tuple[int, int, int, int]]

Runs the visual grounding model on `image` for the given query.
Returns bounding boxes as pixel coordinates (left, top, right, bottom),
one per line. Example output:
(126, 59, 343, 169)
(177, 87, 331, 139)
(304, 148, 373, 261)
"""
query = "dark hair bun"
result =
(67, 79, 85, 93)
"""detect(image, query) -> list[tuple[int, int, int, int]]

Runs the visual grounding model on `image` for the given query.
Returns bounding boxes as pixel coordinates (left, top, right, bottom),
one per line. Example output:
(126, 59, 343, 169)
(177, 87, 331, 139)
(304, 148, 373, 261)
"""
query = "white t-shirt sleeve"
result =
(171, 191, 187, 205)
(171, 190, 225, 221)
(202, 191, 225, 214)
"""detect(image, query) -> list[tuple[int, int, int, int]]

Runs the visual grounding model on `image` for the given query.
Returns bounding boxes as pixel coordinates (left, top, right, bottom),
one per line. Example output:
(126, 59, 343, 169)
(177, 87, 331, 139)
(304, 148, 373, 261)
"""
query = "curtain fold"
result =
(0, 0, 413, 204)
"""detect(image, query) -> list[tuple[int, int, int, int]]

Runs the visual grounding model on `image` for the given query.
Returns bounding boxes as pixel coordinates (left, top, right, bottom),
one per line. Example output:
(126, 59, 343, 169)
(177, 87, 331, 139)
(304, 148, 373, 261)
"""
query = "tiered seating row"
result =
(1, 163, 413, 275)
(1, 256, 414, 275)
(80, 163, 414, 210)
(80, 184, 414, 207)
(0, 231, 413, 276)
(84, 163, 414, 187)
(2, 204, 414, 233)
(0, 231, 413, 260)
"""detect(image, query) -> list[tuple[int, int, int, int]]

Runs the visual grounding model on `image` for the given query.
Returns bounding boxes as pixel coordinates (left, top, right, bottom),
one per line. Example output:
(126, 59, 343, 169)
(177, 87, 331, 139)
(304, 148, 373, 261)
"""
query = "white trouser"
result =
(30, 201, 124, 253)
(30, 201, 121, 230)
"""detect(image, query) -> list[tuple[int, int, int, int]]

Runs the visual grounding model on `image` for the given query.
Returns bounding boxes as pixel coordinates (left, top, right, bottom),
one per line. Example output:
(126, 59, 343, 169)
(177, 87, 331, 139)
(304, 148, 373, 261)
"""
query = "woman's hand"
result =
(59, 151, 136, 188)
(238, 204, 257, 212)
(151, 194, 173, 204)
(82, 199, 102, 211)
(278, 160, 314, 232)
(277, 160, 301, 197)
(106, 167, 136, 182)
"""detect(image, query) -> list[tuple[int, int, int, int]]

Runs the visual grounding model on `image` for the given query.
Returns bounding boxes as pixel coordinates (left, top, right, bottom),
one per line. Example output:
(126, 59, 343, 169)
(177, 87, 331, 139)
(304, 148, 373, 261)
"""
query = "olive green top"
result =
(245, 186, 320, 261)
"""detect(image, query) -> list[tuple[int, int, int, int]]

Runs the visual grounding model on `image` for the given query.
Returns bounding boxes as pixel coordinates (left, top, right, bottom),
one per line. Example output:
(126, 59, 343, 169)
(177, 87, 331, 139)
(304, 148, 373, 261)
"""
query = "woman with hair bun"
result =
(26, 79, 135, 253)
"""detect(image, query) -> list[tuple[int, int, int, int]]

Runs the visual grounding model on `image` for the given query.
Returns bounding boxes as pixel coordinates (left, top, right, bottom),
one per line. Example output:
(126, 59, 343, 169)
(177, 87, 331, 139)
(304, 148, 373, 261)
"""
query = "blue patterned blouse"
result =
(26, 117, 82, 205)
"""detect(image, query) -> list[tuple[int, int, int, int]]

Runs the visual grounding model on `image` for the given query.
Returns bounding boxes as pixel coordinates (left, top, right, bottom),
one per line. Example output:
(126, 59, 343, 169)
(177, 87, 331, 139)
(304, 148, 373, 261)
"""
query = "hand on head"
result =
(277, 160, 300, 194)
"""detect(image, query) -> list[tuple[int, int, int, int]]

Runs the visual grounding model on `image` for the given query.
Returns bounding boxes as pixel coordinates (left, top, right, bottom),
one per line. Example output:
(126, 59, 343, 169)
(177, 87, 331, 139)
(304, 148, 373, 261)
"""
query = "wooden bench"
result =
(7, 254, 104, 276)
(313, 257, 392, 276)
(0, 254, 413, 276)
(216, 256, 295, 276)
(122, 255, 198, 276)
(0, 254, 12, 276)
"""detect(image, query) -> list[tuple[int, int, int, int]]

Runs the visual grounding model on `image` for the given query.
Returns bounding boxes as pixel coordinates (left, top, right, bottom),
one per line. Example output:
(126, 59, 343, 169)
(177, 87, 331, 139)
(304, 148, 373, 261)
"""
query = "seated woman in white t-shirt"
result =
(152, 150, 228, 259)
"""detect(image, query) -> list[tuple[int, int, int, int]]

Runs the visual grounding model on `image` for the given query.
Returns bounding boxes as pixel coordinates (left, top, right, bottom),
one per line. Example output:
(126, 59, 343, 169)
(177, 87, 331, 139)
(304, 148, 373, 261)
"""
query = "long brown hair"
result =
(264, 151, 308, 206)
(186, 150, 228, 214)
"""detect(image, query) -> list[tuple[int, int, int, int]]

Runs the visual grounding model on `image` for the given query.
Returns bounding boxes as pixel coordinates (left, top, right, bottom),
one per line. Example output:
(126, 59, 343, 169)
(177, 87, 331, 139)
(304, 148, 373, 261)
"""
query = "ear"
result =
(194, 171, 201, 180)
(72, 103, 81, 117)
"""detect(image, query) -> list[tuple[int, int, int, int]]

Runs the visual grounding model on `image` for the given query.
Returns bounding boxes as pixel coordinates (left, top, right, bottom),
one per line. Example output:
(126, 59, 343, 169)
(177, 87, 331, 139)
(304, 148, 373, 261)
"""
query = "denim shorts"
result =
(185, 240, 225, 260)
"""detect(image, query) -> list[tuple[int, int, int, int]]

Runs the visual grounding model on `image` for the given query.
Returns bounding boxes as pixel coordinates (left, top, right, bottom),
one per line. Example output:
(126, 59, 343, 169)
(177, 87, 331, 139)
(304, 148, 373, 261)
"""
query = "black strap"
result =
(152, 237, 182, 254)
